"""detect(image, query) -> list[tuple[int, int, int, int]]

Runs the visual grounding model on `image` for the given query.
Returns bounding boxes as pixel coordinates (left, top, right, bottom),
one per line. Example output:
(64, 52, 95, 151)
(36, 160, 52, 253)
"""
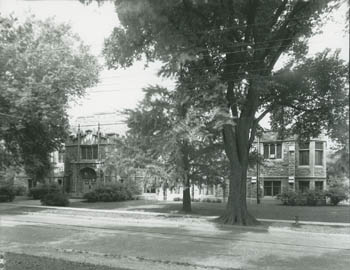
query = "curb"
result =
(2, 203, 350, 227)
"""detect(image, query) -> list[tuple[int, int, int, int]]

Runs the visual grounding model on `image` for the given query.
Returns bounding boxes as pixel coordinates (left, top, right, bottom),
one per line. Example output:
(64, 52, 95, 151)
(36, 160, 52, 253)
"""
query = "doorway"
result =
(80, 167, 97, 193)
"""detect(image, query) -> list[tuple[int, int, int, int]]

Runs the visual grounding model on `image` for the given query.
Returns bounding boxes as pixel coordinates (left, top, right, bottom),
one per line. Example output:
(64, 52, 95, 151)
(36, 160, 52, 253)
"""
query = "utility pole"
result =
(257, 135, 260, 204)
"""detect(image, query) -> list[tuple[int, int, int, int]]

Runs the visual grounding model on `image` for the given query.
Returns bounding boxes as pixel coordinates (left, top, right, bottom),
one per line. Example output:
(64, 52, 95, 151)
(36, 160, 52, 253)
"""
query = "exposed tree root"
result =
(218, 211, 260, 226)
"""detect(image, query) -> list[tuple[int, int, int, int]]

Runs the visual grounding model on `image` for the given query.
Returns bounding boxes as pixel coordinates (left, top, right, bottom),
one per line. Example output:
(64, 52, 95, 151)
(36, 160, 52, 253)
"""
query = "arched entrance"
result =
(80, 167, 97, 193)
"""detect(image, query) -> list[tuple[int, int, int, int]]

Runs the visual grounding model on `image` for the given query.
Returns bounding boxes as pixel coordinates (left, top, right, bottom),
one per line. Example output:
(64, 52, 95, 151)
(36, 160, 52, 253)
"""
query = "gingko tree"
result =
(102, 0, 347, 225)
(0, 16, 100, 182)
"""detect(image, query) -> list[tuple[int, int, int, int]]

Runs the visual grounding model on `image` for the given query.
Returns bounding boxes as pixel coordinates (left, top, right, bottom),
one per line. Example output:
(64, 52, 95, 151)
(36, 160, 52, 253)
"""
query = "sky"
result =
(0, 0, 349, 130)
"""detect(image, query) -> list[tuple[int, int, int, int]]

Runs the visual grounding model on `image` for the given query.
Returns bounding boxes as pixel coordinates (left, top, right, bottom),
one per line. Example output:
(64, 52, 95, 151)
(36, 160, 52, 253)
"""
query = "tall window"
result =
(263, 143, 282, 159)
(315, 181, 324, 191)
(81, 145, 98, 160)
(315, 142, 324, 166)
(58, 152, 64, 163)
(299, 142, 309, 165)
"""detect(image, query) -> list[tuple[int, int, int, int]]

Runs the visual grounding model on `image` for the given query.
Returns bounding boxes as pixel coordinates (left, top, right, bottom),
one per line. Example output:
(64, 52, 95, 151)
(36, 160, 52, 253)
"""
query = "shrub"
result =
(41, 192, 69, 207)
(305, 190, 326, 206)
(0, 185, 16, 202)
(277, 190, 298, 205)
(277, 189, 326, 206)
(14, 185, 27, 196)
(83, 182, 140, 203)
(30, 183, 61, 200)
(325, 187, 348, 205)
(173, 197, 182, 201)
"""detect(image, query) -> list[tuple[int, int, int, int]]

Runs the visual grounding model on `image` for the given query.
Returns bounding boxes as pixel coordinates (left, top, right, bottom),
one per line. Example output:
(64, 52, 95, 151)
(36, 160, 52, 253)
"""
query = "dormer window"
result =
(263, 143, 282, 159)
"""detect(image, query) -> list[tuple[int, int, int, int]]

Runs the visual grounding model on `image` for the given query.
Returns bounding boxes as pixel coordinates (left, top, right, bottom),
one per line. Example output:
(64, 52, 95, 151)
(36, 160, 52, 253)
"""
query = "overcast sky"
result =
(0, 0, 348, 127)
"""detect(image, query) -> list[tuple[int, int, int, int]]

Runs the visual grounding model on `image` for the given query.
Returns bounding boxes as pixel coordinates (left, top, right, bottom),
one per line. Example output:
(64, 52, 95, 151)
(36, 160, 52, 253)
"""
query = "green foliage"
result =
(13, 185, 27, 196)
(325, 184, 349, 206)
(0, 184, 16, 202)
(83, 182, 141, 203)
(29, 183, 61, 200)
(305, 190, 327, 206)
(41, 192, 69, 207)
(0, 15, 100, 180)
(270, 50, 349, 143)
(277, 189, 327, 206)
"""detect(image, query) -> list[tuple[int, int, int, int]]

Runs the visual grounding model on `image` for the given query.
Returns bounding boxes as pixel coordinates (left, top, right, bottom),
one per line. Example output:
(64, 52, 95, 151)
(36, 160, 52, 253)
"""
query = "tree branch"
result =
(269, 0, 288, 30)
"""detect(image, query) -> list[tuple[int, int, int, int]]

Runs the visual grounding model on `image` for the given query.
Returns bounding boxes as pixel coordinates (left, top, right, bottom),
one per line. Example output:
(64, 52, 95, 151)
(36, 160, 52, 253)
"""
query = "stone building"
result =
(247, 131, 327, 198)
(63, 126, 120, 196)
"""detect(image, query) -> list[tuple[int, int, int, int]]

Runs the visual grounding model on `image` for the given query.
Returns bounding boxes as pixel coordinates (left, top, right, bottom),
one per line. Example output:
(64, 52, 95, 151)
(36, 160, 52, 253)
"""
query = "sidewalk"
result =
(2, 202, 350, 228)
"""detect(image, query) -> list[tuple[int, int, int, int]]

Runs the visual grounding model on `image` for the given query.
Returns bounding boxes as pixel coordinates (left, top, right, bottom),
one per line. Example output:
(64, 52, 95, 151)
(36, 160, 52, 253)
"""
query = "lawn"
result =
(69, 198, 350, 224)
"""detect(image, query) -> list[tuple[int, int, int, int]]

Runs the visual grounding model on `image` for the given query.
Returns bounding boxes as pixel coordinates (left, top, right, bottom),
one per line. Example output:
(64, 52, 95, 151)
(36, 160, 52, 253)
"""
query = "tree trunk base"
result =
(218, 211, 260, 226)
(182, 188, 192, 213)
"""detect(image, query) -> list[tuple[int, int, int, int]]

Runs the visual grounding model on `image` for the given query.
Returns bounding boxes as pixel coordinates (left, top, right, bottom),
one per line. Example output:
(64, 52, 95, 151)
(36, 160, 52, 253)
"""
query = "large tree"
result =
(102, 0, 347, 225)
(0, 16, 100, 182)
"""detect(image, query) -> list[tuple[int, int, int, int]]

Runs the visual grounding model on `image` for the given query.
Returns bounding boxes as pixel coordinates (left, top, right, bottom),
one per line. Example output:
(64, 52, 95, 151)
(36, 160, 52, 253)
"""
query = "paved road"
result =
(0, 205, 350, 270)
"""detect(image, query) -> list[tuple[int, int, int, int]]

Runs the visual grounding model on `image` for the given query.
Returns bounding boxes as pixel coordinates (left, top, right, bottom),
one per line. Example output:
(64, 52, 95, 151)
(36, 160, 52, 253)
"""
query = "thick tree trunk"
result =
(220, 121, 259, 226)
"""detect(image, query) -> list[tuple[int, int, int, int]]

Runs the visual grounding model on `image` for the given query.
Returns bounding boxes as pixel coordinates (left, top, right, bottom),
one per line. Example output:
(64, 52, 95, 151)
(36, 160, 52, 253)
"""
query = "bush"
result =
(173, 197, 182, 201)
(14, 185, 27, 196)
(325, 187, 348, 205)
(83, 182, 140, 203)
(0, 185, 16, 202)
(41, 192, 69, 207)
(305, 190, 326, 206)
(277, 190, 298, 205)
(277, 189, 326, 206)
(30, 183, 61, 200)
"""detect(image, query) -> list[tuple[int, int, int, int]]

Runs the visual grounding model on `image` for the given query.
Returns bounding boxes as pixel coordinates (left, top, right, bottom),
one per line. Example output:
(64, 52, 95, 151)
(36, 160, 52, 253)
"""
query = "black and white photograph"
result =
(0, 0, 349, 269)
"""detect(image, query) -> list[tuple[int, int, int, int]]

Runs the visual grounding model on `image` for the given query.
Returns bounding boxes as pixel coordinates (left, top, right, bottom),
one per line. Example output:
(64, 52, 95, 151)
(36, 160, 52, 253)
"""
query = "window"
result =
(58, 152, 64, 163)
(315, 181, 324, 191)
(263, 143, 282, 159)
(299, 142, 309, 165)
(81, 145, 98, 160)
(299, 181, 310, 193)
(315, 142, 324, 166)
(263, 181, 281, 196)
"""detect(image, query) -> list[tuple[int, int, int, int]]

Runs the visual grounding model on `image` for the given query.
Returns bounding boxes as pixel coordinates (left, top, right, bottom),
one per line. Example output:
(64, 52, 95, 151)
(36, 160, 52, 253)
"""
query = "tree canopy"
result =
(0, 16, 100, 181)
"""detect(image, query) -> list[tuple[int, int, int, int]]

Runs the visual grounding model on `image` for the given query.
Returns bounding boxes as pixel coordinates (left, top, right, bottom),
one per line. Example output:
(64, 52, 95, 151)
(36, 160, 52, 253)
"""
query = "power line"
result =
(70, 122, 126, 128)
(86, 64, 327, 94)
(6, 35, 302, 57)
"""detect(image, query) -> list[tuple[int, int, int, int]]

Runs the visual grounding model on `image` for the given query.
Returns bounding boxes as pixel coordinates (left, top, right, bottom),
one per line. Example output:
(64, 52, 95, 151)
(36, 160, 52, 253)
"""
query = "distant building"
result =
(63, 127, 119, 196)
(61, 127, 328, 199)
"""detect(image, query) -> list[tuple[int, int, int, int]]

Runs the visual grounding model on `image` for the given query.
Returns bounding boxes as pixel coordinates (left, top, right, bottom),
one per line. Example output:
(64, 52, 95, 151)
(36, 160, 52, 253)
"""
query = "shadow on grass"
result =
(70, 199, 350, 223)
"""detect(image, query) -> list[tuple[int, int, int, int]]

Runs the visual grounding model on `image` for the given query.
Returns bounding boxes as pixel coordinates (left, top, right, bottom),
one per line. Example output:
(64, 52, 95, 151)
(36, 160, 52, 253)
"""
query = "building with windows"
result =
(63, 127, 120, 196)
(60, 120, 327, 199)
(247, 131, 327, 198)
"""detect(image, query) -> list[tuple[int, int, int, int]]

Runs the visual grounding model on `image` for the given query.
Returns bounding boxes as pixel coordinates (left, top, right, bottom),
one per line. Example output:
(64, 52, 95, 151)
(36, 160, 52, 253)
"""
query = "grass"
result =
(69, 198, 350, 224)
